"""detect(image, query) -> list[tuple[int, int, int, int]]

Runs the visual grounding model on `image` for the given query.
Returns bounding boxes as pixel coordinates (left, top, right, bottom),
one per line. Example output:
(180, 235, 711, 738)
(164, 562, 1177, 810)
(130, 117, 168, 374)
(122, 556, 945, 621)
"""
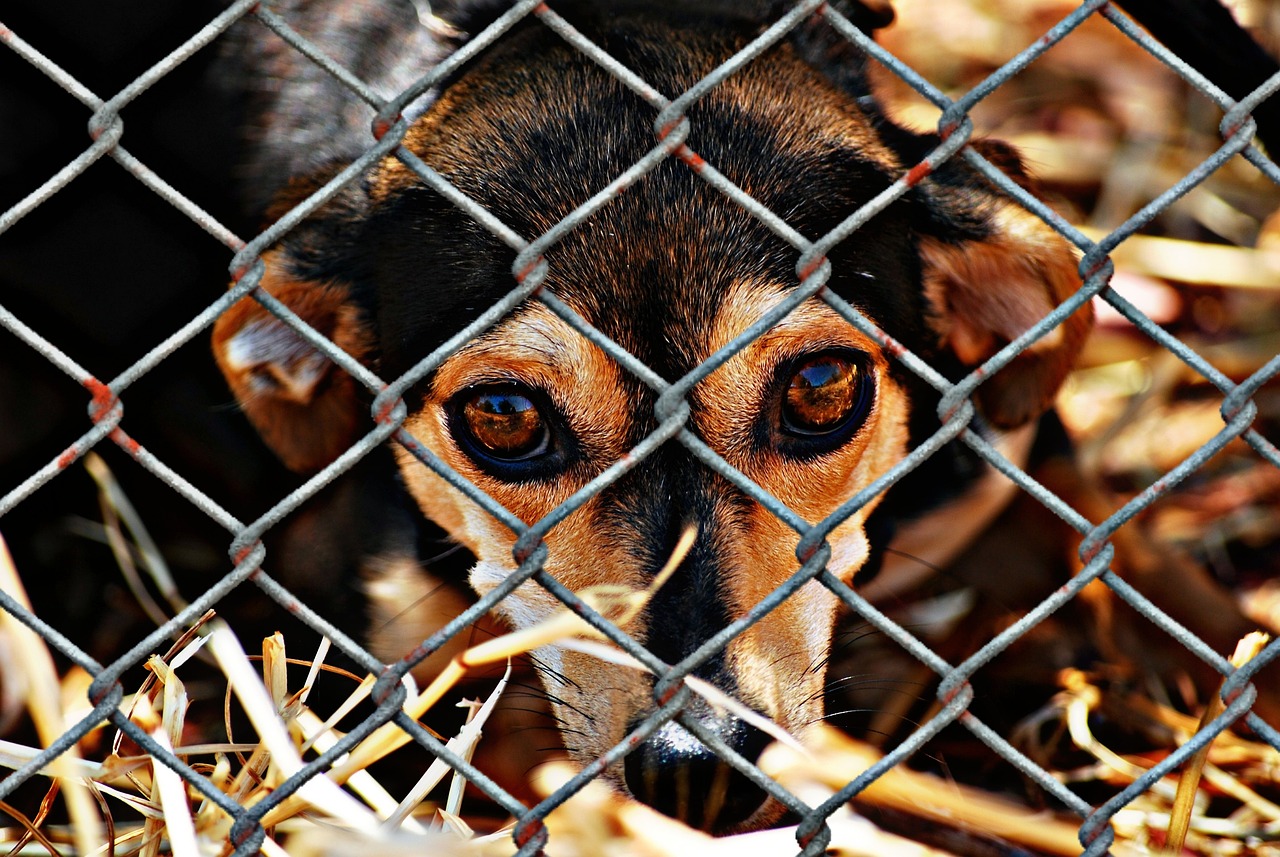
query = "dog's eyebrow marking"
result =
(463, 339, 562, 365)
(427, 300, 634, 463)
(433, 305, 601, 391)
(708, 278, 887, 370)
(666, 276, 895, 466)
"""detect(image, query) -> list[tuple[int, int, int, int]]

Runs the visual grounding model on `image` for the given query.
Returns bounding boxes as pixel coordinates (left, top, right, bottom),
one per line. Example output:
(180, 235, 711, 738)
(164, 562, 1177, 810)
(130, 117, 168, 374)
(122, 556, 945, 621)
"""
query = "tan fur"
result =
(692, 281, 912, 736)
(393, 300, 658, 767)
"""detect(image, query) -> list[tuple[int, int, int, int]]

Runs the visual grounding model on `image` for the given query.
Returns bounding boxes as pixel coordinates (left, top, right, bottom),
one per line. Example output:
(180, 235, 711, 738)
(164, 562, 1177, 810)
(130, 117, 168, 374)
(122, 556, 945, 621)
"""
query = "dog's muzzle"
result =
(623, 712, 773, 831)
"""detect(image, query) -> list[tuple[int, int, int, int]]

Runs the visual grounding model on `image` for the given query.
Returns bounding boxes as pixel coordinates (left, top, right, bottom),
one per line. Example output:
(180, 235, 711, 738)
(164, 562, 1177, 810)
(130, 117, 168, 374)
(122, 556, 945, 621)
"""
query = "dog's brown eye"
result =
(460, 388, 550, 460)
(782, 355, 864, 435)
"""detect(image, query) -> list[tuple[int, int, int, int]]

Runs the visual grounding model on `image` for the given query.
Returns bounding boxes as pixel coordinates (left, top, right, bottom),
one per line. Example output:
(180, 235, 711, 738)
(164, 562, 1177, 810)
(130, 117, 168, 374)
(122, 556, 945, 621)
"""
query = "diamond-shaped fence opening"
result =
(1, 1, 1279, 855)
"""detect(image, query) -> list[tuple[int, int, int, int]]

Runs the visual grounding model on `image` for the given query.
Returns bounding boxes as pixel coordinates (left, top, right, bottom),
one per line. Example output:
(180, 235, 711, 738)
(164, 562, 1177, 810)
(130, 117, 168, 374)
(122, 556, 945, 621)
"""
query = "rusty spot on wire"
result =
(905, 160, 933, 186)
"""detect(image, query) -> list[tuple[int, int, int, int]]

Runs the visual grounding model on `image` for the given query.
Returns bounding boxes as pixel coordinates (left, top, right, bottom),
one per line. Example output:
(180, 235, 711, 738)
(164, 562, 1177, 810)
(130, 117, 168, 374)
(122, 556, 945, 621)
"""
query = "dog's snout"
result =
(623, 716, 773, 832)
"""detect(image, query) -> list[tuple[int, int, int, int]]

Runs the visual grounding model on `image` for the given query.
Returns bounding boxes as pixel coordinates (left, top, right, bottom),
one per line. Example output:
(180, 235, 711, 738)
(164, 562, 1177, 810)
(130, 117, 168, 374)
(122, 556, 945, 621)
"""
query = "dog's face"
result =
(214, 6, 1089, 833)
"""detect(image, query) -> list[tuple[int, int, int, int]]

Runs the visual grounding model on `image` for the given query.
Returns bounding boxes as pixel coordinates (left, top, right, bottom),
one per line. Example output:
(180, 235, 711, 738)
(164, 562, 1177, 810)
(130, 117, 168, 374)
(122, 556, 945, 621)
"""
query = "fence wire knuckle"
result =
(2, 0, 1279, 852)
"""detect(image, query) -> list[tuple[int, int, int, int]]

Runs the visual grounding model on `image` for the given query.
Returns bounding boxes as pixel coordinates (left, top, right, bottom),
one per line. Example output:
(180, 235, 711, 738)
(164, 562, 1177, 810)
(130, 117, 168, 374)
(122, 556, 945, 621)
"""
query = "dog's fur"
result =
(213, 0, 1096, 831)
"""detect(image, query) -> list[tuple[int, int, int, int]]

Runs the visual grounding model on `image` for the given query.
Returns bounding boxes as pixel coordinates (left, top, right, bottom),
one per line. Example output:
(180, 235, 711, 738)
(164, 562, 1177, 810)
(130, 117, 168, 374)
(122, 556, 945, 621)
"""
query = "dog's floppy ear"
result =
(213, 257, 373, 473)
(213, 177, 375, 473)
(915, 139, 1092, 429)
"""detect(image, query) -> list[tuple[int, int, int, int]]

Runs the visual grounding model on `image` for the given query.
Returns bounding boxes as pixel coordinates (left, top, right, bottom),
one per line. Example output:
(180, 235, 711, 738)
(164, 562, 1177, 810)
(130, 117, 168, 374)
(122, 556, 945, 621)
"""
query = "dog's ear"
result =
(916, 139, 1092, 429)
(213, 255, 374, 473)
(213, 177, 375, 473)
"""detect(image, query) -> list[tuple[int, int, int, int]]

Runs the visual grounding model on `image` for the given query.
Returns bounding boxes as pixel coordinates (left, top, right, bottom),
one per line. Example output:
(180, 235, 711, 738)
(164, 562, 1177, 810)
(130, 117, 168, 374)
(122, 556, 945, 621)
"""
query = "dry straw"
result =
(1, 457, 1278, 855)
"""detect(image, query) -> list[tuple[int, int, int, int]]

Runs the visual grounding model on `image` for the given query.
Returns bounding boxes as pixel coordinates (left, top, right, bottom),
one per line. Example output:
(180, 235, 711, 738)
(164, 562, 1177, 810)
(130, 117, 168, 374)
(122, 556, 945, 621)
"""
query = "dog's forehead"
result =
(370, 17, 925, 380)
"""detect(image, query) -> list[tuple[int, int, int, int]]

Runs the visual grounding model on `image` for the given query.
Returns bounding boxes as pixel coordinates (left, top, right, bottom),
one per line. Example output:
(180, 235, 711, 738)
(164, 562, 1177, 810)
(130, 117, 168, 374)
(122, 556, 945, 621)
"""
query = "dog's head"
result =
(214, 1, 1089, 832)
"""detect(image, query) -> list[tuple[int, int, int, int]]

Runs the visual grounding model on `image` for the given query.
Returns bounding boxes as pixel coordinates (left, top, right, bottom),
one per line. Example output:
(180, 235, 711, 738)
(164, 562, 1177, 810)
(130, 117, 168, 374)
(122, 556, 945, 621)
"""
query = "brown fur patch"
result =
(393, 300, 660, 771)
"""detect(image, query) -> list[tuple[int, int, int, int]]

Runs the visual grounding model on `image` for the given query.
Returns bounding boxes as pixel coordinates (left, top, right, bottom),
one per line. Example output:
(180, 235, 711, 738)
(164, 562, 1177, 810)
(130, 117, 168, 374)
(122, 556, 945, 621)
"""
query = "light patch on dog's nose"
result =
(646, 720, 712, 758)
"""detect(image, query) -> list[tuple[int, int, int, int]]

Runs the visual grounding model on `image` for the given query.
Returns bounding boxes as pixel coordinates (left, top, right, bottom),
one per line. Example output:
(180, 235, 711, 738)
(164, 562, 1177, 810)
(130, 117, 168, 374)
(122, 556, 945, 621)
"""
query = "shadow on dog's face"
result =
(214, 6, 1089, 833)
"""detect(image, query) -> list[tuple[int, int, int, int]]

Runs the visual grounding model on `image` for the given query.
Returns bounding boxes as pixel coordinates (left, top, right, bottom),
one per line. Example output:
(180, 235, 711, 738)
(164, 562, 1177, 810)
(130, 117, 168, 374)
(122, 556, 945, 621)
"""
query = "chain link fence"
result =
(2, 1, 1280, 854)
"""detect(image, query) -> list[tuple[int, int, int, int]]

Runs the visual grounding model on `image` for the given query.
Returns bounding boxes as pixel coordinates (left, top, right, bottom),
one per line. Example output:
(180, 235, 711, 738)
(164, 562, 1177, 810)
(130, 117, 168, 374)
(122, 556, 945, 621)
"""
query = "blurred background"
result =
(878, 0, 1280, 621)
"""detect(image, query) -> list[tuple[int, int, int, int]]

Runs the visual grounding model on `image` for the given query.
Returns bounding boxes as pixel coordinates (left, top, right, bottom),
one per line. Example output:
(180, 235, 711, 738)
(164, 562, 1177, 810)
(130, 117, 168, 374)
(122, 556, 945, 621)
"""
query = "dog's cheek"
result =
(467, 560, 564, 628)
(735, 586, 840, 729)
(551, 649, 653, 777)
(722, 520, 865, 735)
(826, 521, 873, 584)
(717, 375, 909, 730)
(716, 510, 839, 728)
(363, 553, 481, 677)
(394, 409, 642, 610)
(391, 417, 492, 552)
(470, 554, 651, 779)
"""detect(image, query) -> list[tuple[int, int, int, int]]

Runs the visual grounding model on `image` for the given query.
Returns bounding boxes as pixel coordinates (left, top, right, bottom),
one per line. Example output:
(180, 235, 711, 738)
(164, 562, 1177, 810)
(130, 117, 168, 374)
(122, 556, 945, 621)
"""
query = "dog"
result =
(211, 0, 1099, 833)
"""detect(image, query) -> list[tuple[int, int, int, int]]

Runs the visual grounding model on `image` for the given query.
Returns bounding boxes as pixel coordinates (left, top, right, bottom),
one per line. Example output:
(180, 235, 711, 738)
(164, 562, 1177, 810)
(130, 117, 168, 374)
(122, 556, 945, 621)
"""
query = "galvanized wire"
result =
(1, 2, 1278, 855)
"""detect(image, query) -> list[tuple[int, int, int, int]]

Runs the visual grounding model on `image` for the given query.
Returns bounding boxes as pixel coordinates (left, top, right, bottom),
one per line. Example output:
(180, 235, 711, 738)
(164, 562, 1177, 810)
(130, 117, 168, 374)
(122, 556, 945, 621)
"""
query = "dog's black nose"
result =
(623, 715, 773, 831)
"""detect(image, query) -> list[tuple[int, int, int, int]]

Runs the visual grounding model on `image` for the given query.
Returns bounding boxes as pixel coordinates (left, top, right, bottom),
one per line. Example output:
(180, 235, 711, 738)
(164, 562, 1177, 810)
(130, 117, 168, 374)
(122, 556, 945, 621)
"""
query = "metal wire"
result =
(1, 1, 1278, 855)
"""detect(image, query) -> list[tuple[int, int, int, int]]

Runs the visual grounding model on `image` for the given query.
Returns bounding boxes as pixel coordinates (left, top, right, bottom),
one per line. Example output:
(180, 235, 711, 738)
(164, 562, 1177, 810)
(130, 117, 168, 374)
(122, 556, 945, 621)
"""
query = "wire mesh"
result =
(1, 1, 1278, 855)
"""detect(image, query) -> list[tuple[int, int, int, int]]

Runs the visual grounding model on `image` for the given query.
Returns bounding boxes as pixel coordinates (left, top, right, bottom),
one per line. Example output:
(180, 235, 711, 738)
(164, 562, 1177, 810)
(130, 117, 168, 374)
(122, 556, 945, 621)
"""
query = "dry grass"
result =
(3, 473, 1279, 856)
